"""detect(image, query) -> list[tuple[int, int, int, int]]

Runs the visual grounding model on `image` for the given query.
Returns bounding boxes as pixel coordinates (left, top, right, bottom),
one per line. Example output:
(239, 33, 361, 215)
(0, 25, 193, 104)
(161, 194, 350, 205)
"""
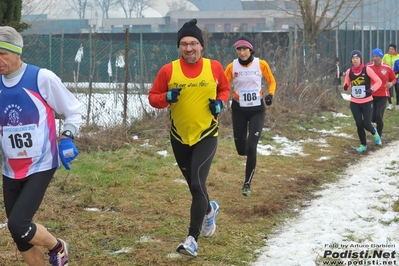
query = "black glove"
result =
(343, 84, 349, 91)
(265, 94, 273, 106)
(209, 99, 223, 117)
(366, 88, 373, 97)
(166, 88, 182, 103)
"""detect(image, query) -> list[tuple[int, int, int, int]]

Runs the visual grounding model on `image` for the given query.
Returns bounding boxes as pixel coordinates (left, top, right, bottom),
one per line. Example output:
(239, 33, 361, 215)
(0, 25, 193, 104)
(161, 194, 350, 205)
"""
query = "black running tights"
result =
(232, 109, 265, 185)
(372, 96, 388, 136)
(3, 168, 56, 251)
(350, 101, 375, 146)
(171, 137, 217, 240)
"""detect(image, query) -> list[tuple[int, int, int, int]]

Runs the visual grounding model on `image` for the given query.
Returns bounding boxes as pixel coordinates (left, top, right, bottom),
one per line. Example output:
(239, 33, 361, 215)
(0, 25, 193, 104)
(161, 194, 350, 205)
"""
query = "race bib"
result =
(2, 124, 41, 158)
(351, 85, 366, 98)
(239, 88, 261, 107)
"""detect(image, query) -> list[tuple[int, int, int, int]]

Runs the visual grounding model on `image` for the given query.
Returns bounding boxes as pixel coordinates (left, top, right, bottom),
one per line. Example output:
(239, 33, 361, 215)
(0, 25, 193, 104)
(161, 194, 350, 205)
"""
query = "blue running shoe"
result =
(201, 201, 220, 237)
(176, 236, 198, 257)
(356, 144, 367, 152)
(373, 130, 382, 146)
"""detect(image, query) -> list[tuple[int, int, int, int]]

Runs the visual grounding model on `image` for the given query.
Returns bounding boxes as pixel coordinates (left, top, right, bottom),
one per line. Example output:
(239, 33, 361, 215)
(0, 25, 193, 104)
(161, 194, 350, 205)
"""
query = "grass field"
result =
(1, 95, 398, 266)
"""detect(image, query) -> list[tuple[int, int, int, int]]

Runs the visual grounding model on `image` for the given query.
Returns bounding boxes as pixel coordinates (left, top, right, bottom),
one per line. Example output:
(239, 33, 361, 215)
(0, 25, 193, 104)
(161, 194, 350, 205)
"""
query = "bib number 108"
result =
(243, 93, 257, 101)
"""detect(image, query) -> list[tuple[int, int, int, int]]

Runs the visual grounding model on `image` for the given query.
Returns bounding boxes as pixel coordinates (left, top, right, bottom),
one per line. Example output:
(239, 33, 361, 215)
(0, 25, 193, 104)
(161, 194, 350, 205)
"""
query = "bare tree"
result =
(116, 0, 153, 18)
(253, 0, 383, 87)
(21, 0, 57, 17)
(22, 0, 41, 15)
(65, 0, 91, 19)
(116, 0, 132, 18)
(133, 0, 153, 18)
(296, 1, 359, 53)
(93, 0, 118, 19)
(167, 0, 191, 12)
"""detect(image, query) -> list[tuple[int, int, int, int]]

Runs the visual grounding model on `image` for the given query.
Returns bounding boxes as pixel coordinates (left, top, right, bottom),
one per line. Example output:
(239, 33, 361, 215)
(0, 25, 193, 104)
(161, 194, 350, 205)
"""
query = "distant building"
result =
(22, 1, 303, 34)
(189, 0, 243, 11)
(22, 0, 198, 34)
(21, 0, 398, 35)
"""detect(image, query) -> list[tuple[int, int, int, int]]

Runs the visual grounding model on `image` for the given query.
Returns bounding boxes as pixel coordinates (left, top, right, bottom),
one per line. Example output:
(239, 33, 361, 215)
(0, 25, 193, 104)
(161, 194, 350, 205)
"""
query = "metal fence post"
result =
(123, 27, 129, 126)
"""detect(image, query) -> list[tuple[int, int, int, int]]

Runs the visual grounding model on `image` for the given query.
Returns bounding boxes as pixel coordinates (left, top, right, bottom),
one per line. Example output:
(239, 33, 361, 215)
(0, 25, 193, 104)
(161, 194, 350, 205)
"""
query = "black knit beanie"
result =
(177, 19, 204, 48)
(350, 50, 362, 62)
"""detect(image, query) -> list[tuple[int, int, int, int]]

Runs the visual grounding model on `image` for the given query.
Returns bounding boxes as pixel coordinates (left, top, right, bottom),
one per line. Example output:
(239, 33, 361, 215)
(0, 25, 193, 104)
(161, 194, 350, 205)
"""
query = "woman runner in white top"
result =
(224, 35, 277, 197)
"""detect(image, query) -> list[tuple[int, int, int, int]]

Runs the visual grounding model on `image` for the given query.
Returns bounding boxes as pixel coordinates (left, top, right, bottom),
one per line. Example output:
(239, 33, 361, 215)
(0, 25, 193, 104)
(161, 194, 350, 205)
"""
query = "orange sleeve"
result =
(224, 62, 234, 83)
(259, 59, 276, 95)
(211, 60, 231, 103)
(148, 63, 172, 109)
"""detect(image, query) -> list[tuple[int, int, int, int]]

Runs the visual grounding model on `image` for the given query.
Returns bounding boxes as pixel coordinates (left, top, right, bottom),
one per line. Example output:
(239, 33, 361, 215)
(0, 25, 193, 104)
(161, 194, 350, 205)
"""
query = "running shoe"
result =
(176, 235, 198, 257)
(356, 144, 367, 153)
(202, 201, 220, 237)
(242, 183, 251, 197)
(48, 239, 70, 266)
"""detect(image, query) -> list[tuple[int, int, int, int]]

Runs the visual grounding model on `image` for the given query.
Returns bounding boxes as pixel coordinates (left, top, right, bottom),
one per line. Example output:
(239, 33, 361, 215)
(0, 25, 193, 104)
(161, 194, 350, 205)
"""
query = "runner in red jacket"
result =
(366, 48, 396, 138)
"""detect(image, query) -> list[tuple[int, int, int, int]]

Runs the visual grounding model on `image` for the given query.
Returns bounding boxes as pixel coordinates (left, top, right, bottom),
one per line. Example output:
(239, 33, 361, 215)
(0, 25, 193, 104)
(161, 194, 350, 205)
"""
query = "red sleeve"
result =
(211, 60, 231, 103)
(148, 63, 172, 109)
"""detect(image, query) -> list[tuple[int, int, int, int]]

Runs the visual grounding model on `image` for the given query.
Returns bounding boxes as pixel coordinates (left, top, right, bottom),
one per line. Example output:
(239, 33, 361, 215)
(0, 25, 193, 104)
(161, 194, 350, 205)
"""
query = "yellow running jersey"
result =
(169, 58, 218, 146)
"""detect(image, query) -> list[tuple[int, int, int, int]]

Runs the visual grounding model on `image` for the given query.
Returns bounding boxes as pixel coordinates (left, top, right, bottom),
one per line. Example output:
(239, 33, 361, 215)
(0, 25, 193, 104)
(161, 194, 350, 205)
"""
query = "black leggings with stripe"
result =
(171, 137, 217, 240)
(372, 96, 388, 136)
(232, 108, 265, 185)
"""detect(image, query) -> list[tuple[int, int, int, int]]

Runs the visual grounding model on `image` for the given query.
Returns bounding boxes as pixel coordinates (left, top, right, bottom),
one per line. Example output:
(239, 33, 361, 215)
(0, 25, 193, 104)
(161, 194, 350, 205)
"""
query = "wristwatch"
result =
(61, 130, 74, 139)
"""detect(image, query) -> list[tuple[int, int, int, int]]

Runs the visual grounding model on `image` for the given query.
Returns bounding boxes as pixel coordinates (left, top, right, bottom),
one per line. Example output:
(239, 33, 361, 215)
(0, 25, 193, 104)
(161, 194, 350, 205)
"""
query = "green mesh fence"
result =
(21, 32, 292, 86)
(19, 34, 246, 129)
(22, 35, 182, 86)
(18, 29, 398, 129)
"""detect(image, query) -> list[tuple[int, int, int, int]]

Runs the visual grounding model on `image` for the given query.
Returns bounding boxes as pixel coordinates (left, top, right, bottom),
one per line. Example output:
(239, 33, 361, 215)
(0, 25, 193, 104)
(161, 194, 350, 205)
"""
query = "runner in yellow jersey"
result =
(148, 19, 230, 257)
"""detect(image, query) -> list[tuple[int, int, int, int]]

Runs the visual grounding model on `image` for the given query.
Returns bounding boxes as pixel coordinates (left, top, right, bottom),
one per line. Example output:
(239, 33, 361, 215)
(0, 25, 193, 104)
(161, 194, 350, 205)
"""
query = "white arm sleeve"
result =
(38, 69, 83, 133)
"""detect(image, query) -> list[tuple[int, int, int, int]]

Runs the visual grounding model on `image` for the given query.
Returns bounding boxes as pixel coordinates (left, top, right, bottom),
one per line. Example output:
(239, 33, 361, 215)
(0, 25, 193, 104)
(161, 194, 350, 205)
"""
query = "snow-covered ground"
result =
(252, 110, 399, 265)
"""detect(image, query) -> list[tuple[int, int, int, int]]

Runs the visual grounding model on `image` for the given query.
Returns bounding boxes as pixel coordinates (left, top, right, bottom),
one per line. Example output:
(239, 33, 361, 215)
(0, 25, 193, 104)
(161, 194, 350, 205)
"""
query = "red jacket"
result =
(366, 62, 396, 97)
